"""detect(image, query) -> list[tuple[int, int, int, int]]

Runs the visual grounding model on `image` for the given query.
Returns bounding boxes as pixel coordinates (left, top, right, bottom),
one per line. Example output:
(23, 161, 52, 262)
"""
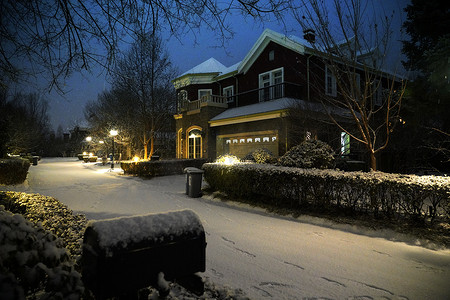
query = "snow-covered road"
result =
(2, 158, 449, 299)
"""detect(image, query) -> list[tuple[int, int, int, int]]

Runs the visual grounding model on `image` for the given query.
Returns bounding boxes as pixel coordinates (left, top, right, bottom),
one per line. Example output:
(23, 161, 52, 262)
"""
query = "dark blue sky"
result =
(23, 0, 409, 132)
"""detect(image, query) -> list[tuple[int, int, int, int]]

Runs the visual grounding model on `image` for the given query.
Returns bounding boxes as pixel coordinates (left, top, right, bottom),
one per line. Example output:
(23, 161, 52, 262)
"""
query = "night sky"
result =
(14, 0, 409, 133)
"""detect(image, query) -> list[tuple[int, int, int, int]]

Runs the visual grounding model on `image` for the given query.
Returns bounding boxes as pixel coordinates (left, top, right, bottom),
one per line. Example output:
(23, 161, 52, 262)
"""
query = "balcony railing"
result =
(178, 82, 304, 113)
(179, 94, 228, 113)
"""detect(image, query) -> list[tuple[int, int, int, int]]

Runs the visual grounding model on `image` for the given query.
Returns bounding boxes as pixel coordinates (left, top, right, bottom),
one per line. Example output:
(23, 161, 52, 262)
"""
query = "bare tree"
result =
(0, 0, 291, 90)
(292, 0, 406, 170)
(3, 92, 50, 155)
(112, 33, 176, 159)
(85, 33, 176, 159)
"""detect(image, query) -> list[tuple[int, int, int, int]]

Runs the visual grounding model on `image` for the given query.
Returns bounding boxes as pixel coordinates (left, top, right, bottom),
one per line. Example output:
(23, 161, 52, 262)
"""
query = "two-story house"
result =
(172, 29, 389, 161)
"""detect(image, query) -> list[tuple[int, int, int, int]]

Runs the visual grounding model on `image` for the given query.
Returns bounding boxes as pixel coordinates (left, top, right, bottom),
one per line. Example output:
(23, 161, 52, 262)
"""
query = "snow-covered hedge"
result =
(202, 163, 450, 222)
(0, 158, 30, 185)
(278, 140, 335, 169)
(0, 191, 87, 261)
(0, 206, 84, 299)
(243, 148, 277, 164)
(121, 158, 207, 177)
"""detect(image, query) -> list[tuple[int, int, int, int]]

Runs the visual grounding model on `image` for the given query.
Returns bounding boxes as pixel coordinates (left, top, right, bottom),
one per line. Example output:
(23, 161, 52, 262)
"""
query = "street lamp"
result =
(110, 130, 118, 169)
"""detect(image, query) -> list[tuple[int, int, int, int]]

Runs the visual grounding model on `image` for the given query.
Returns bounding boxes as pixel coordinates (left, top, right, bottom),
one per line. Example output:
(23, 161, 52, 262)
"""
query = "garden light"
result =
(216, 154, 240, 165)
(133, 156, 140, 162)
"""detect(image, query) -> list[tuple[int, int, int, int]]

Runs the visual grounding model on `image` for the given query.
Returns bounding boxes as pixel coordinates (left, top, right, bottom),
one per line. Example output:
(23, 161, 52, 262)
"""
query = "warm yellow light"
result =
(215, 154, 240, 165)
(86, 136, 92, 142)
(99, 140, 104, 144)
(83, 152, 87, 155)
(89, 153, 93, 157)
(110, 129, 118, 136)
(133, 156, 140, 162)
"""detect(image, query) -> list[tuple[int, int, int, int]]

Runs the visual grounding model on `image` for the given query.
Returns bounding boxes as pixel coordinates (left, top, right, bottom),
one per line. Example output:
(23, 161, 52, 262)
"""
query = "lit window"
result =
(226, 140, 231, 144)
(306, 131, 312, 140)
(188, 129, 202, 159)
(240, 139, 245, 143)
(255, 138, 261, 142)
(340, 132, 350, 155)
(263, 137, 269, 142)
(272, 136, 277, 142)
(247, 138, 253, 143)
(233, 139, 238, 144)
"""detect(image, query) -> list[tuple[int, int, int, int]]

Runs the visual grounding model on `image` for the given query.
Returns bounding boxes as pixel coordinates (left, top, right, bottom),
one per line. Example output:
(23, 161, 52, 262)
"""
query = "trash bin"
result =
(187, 168, 204, 198)
(81, 209, 206, 299)
(184, 167, 198, 195)
(32, 156, 39, 166)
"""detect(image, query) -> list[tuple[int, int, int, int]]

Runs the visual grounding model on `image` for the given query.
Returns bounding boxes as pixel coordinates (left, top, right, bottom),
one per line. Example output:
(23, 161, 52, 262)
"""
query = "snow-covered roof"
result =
(210, 98, 295, 122)
(209, 97, 354, 126)
(180, 57, 228, 77)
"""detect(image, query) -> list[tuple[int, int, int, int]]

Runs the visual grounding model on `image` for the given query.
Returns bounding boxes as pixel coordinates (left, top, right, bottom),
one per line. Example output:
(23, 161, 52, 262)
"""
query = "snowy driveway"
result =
(2, 158, 450, 299)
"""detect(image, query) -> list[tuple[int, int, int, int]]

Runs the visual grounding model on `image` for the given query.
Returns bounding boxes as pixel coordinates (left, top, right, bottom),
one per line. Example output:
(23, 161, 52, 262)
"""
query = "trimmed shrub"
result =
(0, 206, 84, 299)
(243, 148, 277, 164)
(279, 140, 335, 169)
(0, 191, 87, 261)
(121, 159, 207, 177)
(0, 158, 30, 185)
(202, 163, 450, 222)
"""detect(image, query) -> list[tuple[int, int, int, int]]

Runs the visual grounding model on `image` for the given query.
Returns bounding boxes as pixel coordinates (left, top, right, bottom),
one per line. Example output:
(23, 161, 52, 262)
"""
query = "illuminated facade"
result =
(172, 29, 363, 160)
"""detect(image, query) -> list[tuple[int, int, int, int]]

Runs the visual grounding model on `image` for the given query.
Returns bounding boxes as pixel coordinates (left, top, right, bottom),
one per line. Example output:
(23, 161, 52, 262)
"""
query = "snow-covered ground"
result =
(2, 157, 449, 299)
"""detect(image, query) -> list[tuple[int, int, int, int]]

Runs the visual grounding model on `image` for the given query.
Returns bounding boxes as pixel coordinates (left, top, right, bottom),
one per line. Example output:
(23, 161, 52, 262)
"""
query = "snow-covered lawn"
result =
(2, 158, 449, 299)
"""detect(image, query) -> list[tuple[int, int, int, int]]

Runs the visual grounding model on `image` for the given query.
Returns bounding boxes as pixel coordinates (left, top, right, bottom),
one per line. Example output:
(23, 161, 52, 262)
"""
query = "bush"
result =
(0, 192, 87, 261)
(202, 163, 450, 223)
(121, 159, 207, 177)
(278, 140, 335, 169)
(0, 158, 30, 185)
(243, 148, 276, 164)
(0, 206, 84, 299)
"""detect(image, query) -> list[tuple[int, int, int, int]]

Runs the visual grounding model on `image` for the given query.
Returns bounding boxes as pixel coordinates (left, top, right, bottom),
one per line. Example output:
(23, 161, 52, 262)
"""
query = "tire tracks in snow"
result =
(221, 235, 256, 258)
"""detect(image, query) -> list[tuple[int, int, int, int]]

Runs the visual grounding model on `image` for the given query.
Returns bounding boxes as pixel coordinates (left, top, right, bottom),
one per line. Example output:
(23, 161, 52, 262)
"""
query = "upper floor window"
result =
(259, 67, 284, 102)
(223, 86, 234, 103)
(325, 66, 337, 97)
(269, 50, 275, 61)
(198, 89, 212, 101)
(177, 90, 187, 112)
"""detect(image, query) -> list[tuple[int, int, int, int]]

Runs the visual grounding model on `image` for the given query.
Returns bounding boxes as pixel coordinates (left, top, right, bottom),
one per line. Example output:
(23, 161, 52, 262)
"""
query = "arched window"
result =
(188, 128, 202, 159)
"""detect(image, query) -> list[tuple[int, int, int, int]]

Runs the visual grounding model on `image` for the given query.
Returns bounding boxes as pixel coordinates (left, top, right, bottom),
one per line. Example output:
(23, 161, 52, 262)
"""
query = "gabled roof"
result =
(238, 29, 309, 74)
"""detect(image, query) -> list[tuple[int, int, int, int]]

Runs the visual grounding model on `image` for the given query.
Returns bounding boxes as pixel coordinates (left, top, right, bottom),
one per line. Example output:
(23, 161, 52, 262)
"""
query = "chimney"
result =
(303, 29, 316, 43)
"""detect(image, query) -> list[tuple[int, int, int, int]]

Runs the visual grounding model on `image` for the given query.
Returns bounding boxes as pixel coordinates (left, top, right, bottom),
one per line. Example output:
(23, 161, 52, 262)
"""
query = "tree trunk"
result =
(370, 152, 377, 171)
(150, 136, 154, 158)
(144, 143, 148, 160)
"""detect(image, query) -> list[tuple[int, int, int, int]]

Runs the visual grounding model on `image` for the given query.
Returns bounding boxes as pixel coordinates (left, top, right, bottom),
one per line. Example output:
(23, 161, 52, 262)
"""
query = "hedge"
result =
(121, 159, 208, 177)
(202, 163, 450, 222)
(0, 191, 87, 261)
(0, 158, 30, 185)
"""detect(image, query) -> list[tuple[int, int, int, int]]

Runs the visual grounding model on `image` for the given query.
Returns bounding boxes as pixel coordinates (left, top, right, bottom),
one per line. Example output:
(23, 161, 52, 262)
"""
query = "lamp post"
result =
(110, 130, 118, 169)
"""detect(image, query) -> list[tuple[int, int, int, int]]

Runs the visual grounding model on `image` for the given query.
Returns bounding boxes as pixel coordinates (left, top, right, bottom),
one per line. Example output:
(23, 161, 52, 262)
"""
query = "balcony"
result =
(177, 82, 304, 113)
(178, 94, 228, 113)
